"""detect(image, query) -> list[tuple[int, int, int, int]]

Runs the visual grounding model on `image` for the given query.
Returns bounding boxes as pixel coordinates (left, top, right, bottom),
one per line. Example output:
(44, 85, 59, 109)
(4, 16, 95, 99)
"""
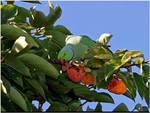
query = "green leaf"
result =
(29, 9, 47, 28)
(93, 63, 114, 82)
(47, 79, 71, 94)
(96, 77, 112, 89)
(95, 103, 102, 111)
(121, 50, 144, 64)
(5, 56, 31, 77)
(45, 30, 67, 47)
(113, 103, 128, 111)
(119, 72, 137, 101)
(134, 58, 144, 65)
(9, 86, 28, 111)
(17, 53, 59, 79)
(141, 64, 150, 78)
(13, 76, 23, 87)
(47, 101, 68, 111)
(73, 87, 114, 103)
(47, 5, 62, 26)
(1, 4, 17, 24)
(25, 78, 45, 97)
(133, 73, 146, 99)
(68, 100, 82, 111)
(14, 6, 30, 23)
(53, 25, 72, 35)
(1, 24, 39, 47)
(19, 90, 33, 112)
(144, 86, 149, 106)
(115, 49, 128, 58)
(84, 59, 104, 69)
(1, 92, 20, 111)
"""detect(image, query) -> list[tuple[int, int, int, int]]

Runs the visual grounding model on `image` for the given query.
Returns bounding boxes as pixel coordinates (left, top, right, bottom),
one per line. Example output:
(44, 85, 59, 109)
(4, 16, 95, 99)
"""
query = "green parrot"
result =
(58, 35, 95, 61)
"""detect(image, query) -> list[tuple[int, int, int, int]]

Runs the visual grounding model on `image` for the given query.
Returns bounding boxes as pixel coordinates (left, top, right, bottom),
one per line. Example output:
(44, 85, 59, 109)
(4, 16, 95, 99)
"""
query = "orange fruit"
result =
(65, 62, 85, 82)
(81, 73, 94, 85)
(107, 77, 127, 95)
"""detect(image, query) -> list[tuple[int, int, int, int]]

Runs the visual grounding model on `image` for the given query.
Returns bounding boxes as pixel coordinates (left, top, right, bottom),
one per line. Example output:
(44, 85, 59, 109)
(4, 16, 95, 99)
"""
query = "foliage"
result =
(1, 1, 149, 112)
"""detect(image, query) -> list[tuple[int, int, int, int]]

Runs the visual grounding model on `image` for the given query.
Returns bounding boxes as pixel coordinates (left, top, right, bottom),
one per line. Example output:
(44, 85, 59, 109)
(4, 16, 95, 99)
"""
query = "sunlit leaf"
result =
(121, 50, 144, 64)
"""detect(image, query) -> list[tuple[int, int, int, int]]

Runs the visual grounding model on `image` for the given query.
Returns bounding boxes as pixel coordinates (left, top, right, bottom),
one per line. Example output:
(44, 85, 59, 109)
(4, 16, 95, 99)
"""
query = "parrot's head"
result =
(58, 45, 74, 61)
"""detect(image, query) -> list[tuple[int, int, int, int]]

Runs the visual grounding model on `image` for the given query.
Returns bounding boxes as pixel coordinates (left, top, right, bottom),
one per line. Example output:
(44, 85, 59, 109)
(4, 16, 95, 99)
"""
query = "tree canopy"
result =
(1, 1, 149, 112)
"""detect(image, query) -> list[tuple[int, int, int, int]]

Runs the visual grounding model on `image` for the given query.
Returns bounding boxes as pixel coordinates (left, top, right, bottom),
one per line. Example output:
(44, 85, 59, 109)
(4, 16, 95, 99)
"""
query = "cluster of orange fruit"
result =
(60, 60, 127, 95)
(62, 61, 94, 85)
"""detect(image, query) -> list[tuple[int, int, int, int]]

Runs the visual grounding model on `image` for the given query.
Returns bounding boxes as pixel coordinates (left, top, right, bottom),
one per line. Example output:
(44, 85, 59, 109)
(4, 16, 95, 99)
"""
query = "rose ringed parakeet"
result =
(58, 35, 96, 61)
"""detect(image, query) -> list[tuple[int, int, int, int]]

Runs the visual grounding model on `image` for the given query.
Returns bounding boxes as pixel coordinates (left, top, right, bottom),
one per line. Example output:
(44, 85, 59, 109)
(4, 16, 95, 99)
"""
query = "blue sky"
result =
(13, 1, 149, 111)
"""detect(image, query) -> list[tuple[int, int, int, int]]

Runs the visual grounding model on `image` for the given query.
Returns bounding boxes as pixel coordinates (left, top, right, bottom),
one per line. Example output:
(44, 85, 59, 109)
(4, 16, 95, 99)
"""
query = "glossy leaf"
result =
(1, 92, 20, 111)
(5, 56, 31, 77)
(1, 24, 39, 47)
(73, 87, 114, 103)
(9, 86, 28, 111)
(25, 78, 45, 97)
(17, 53, 59, 79)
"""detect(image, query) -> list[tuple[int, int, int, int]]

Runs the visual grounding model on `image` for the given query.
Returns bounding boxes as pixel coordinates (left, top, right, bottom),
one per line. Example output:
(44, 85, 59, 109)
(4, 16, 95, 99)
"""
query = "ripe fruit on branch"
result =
(81, 72, 94, 85)
(107, 77, 127, 95)
(65, 62, 85, 82)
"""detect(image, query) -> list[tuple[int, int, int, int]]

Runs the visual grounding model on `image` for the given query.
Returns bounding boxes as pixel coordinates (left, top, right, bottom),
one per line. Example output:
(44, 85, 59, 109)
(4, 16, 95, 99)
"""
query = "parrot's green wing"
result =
(57, 45, 74, 61)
